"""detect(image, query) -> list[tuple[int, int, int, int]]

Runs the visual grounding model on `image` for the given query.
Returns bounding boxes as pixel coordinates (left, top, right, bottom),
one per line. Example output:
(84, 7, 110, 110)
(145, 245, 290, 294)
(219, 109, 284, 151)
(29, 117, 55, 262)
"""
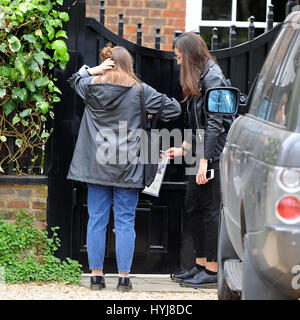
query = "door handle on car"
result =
(242, 151, 252, 158)
(229, 144, 239, 151)
(241, 150, 252, 164)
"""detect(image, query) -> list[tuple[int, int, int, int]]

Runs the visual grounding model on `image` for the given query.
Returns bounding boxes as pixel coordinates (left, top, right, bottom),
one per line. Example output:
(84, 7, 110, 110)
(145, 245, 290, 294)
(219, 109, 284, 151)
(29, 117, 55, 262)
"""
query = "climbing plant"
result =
(0, 0, 69, 174)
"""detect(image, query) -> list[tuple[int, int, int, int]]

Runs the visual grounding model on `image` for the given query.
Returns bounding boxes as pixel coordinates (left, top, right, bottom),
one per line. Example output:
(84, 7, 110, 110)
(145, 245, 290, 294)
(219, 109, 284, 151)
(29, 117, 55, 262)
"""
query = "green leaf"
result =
(18, 3, 30, 13)
(34, 51, 44, 66)
(48, 62, 55, 70)
(3, 100, 17, 116)
(55, 30, 68, 39)
(41, 131, 50, 139)
(60, 52, 69, 63)
(52, 95, 60, 103)
(30, 60, 40, 73)
(0, 43, 7, 53)
(59, 12, 69, 22)
(9, 69, 20, 82)
(41, 115, 47, 122)
(21, 119, 29, 126)
(0, 88, 6, 99)
(15, 139, 22, 148)
(8, 35, 21, 53)
(56, 0, 63, 6)
(23, 34, 37, 44)
(49, 111, 55, 119)
(12, 115, 20, 125)
(37, 102, 49, 114)
(0, 66, 10, 78)
(14, 57, 27, 80)
(46, 26, 55, 41)
(30, 130, 36, 138)
(0, 136, 7, 142)
(15, 11, 24, 23)
(19, 109, 32, 118)
(53, 86, 62, 94)
(35, 77, 49, 87)
(25, 80, 36, 93)
(51, 40, 67, 56)
(33, 94, 44, 103)
(59, 61, 67, 70)
(12, 88, 28, 104)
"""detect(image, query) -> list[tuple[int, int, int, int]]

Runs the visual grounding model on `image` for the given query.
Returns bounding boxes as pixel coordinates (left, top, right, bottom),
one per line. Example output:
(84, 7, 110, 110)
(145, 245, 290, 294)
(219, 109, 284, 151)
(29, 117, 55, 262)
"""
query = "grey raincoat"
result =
(66, 66, 181, 188)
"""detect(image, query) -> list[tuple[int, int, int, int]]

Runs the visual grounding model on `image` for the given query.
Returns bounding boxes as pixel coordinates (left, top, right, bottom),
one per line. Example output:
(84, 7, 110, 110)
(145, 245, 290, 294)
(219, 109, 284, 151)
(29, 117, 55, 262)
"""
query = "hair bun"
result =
(101, 43, 113, 62)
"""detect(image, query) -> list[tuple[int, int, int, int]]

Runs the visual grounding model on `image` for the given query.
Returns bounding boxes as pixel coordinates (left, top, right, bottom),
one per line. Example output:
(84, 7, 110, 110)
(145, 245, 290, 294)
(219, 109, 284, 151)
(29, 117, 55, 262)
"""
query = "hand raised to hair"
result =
(88, 58, 115, 76)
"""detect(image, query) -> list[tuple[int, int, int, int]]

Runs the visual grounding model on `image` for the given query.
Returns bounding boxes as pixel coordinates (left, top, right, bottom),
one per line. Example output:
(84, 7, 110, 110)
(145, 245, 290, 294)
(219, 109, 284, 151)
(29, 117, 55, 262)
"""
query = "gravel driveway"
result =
(0, 274, 218, 300)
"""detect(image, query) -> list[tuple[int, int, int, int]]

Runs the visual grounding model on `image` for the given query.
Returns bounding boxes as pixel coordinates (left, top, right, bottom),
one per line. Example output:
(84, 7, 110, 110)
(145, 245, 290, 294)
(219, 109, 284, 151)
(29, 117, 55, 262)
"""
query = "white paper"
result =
(142, 155, 170, 197)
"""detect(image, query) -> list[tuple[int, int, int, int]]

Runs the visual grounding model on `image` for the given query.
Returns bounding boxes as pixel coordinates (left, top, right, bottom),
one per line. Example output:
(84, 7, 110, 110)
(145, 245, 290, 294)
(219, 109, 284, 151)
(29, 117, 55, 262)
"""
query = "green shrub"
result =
(0, 0, 69, 174)
(0, 209, 82, 284)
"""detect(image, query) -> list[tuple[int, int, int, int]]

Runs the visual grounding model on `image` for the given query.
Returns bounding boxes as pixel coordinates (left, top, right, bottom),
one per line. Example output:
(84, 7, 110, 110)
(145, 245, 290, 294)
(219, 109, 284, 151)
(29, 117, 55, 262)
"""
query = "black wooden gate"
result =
(47, 0, 282, 273)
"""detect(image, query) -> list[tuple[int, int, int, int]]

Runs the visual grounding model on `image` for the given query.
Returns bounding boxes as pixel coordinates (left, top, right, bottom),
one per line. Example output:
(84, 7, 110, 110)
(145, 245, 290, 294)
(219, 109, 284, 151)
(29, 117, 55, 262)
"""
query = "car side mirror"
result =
(204, 87, 240, 115)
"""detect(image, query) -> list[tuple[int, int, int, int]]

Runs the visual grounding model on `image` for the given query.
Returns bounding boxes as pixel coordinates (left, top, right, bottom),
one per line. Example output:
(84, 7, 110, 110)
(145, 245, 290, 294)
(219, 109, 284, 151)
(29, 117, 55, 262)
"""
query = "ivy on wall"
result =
(0, 0, 69, 174)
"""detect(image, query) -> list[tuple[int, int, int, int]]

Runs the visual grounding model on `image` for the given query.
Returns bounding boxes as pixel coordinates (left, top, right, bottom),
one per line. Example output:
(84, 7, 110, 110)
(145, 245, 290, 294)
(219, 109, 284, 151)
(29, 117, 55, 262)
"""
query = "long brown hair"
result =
(94, 45, 140, 87)
(173, 32, 216, 101)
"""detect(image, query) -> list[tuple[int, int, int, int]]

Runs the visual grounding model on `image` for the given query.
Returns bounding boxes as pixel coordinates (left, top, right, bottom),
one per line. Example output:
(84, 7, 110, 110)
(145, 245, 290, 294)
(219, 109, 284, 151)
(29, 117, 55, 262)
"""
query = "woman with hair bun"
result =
(67, 45, 181, 292)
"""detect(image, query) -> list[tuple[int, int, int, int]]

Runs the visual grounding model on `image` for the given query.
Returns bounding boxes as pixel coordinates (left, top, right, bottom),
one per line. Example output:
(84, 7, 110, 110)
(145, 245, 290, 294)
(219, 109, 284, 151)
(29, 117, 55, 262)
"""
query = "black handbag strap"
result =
(140, 85, 147, 130)
(140, 84, 167, 130)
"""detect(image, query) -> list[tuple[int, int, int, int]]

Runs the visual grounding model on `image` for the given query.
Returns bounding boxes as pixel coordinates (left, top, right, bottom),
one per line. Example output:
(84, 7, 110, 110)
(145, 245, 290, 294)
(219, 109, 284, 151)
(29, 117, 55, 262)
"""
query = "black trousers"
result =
(185, 168, 221, 262)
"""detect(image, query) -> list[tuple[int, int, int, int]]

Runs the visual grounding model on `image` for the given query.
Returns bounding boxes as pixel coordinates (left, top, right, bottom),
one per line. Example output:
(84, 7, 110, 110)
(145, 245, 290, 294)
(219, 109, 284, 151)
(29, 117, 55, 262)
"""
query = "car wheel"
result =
(242, 236, 290, 300)
(217, 208, 240, 300)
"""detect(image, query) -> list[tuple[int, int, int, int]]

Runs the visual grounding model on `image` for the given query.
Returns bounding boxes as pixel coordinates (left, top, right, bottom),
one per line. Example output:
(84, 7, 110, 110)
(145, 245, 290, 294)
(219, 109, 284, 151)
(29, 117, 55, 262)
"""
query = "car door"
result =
(220, 25, 295, 258)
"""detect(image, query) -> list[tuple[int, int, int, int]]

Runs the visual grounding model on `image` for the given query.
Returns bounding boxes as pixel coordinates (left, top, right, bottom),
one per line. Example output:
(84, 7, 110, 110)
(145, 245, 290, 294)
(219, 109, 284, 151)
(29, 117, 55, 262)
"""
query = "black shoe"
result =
(170, 266, 200, 282)
(117, 277, 132, 292)
(90, 275, 106, 290)
(180, 271, 217, 288)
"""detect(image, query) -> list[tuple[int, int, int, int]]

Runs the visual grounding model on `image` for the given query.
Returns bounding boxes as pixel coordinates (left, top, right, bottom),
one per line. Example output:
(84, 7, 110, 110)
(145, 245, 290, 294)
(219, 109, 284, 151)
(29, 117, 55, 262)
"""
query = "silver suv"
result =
(207, 11, 300, 300)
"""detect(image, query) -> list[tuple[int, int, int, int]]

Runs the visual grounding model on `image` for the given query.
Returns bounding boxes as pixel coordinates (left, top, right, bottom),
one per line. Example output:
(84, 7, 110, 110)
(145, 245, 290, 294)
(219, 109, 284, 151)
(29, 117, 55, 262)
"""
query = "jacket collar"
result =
(200, 59, 216, 80)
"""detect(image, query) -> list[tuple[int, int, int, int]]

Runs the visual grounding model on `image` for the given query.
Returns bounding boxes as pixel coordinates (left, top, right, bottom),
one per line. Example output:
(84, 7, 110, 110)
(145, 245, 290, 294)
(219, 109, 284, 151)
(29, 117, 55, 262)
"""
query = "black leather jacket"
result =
(187, 59, 233, 167)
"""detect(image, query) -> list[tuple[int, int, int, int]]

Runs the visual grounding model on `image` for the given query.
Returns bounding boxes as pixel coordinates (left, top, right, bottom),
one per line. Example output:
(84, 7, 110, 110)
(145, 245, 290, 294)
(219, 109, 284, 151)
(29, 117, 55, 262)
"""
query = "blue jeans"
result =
(87, 183, 139, 273)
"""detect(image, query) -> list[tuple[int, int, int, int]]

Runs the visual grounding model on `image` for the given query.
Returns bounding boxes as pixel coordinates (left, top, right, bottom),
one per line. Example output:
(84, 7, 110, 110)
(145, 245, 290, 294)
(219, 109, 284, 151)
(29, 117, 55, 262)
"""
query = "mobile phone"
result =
(206, 169, 214, 180)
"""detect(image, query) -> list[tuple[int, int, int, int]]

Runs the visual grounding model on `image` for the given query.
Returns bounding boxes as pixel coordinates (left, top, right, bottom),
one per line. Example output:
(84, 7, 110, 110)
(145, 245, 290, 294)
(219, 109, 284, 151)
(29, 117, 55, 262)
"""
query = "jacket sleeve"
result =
(142, 83, 181, 122)
(67, 65, 95, 100)
(202, 68, 225, 160)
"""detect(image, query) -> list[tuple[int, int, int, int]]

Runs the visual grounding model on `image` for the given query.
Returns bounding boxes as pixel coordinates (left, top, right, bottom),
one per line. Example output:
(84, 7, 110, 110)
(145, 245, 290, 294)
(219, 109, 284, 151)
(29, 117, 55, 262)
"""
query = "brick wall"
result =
(86, 0, 186, 51)
(0, 184, 47, 230)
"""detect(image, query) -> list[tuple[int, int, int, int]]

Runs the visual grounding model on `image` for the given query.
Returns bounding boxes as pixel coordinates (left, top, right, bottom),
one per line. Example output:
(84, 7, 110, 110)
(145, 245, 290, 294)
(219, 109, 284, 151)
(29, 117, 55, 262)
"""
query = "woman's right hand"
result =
(88, 59, 115, 76)
(165, 147, 184, 159)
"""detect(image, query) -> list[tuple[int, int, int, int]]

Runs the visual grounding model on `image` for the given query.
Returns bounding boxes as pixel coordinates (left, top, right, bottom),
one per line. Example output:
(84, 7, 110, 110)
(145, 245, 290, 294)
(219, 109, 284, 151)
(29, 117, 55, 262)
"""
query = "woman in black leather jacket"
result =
(166, 32, 233, 287)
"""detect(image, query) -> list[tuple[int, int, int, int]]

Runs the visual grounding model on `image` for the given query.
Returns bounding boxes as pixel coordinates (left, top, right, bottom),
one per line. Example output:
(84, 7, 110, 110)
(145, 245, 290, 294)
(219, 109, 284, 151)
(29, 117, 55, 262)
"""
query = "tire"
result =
(242, 235, 290, 300)
(217, 208, 240, 300)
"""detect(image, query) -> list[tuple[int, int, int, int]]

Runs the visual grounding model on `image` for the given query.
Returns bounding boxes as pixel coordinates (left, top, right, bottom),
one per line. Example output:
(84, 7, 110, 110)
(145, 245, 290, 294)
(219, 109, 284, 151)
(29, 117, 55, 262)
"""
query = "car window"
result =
(248, 26, 298, 127)
(267, 31, 300, 129)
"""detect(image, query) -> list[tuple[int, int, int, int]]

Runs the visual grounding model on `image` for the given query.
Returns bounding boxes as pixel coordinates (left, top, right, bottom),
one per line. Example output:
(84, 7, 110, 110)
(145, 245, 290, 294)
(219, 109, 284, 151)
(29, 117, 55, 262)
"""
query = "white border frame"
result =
(186, 0, 280, 32)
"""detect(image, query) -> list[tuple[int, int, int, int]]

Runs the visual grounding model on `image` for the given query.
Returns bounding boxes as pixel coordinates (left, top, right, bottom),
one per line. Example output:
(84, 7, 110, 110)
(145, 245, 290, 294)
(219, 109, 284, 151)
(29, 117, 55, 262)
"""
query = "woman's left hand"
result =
(196, 158, 208, 185)
(88, 59, 115, 75)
